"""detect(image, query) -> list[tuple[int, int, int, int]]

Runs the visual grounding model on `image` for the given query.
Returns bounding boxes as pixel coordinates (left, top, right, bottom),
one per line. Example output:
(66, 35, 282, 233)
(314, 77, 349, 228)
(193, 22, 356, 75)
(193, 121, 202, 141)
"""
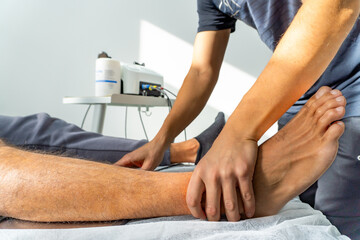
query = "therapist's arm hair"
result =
(227, 0, 360, 140)
(152, 29, 230, 146)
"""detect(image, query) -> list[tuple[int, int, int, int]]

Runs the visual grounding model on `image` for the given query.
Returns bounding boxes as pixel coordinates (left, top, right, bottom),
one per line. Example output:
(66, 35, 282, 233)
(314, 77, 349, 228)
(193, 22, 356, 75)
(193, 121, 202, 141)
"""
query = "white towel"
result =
(0, 197, 349, 240)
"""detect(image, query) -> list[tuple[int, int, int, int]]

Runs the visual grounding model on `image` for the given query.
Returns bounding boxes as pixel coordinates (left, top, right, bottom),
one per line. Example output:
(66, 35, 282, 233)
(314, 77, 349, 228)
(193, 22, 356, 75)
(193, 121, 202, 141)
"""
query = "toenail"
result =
(331, 90, 339, 95)
(316, 89, 327, 98)
(336, 107, 343, 112)
(336, 96, 343, 102)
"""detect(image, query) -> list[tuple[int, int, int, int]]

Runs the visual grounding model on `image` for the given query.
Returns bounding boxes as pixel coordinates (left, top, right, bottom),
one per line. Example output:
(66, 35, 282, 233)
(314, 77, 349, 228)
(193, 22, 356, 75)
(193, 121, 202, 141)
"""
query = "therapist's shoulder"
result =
(197, 0, 237, 33)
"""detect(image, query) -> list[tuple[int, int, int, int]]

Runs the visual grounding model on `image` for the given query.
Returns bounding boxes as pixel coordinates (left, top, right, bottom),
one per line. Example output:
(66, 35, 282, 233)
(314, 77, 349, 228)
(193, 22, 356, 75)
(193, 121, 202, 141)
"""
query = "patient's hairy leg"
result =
(0, 87, 345, 222)
(170, 139, 199, 164)
(0, 141, 192, 222)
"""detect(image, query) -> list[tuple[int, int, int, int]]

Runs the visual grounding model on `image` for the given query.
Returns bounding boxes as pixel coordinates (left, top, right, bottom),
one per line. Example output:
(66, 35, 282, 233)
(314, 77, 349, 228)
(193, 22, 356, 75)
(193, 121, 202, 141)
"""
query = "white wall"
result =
(0, 0, 274, 143)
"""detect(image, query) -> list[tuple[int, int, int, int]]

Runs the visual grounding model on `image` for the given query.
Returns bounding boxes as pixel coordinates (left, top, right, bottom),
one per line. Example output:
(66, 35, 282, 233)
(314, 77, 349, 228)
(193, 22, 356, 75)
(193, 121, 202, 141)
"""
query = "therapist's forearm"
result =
(151, 30, 230, 146)
(154, 67, 217, 145)
(227, 0, 360, 140)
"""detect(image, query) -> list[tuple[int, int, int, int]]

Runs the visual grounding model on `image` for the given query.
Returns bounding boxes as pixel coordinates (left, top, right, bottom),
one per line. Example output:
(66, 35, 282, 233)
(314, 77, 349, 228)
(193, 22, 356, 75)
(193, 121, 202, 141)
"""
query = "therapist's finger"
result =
(186, 175, 206, 220)
(205, 180, 221, 221)
(238, 176, 255, 218)
(236, 187, 244, 217)
(115, 155, 138, 168)
(141, 159, 155, 170)
(222, 178, 240, 221)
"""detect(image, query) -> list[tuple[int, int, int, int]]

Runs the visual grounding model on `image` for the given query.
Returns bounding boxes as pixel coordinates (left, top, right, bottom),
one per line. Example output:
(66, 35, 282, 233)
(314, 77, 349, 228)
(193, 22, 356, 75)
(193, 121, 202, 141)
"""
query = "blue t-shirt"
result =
(197, 0, 360, 125)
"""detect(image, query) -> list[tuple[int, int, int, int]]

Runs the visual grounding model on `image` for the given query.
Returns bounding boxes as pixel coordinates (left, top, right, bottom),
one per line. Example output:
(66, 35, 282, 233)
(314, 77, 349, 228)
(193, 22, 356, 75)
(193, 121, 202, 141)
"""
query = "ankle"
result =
(170, 139, 200, 164)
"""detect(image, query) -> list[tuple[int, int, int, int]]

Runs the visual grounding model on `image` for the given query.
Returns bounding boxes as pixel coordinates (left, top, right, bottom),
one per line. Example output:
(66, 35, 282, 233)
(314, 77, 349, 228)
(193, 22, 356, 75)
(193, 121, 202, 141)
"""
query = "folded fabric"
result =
(0, 197, 349, 240)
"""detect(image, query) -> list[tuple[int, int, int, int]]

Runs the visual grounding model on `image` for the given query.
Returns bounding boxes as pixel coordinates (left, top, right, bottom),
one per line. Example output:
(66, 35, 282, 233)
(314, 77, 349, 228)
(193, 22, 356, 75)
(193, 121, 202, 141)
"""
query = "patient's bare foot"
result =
(253, 87, 346, 217)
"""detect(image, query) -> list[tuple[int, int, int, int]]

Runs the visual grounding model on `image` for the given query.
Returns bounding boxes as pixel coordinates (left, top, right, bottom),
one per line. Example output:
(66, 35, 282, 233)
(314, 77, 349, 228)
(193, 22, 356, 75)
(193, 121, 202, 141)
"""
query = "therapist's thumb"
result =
(141, 160, 155, 171)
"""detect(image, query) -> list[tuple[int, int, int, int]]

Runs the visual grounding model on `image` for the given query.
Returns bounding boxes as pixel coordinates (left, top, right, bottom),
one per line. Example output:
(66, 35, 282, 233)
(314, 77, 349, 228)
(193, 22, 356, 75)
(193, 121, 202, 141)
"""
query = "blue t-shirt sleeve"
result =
(197, 0, 237, 33)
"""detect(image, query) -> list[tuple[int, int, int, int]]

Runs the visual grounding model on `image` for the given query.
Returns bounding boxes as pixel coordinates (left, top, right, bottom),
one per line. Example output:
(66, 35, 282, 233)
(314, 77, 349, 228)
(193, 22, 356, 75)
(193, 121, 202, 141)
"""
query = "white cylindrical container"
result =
(95, 58, 121, 96)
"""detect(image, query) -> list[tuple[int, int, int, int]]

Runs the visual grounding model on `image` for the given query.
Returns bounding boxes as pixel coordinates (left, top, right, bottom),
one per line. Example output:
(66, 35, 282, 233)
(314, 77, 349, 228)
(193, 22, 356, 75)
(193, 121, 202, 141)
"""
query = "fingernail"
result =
(337, 121, 344, 126)
(331, 90, 339, 95)
(336, 107, 343, 112)
(336, 96, 343, 102)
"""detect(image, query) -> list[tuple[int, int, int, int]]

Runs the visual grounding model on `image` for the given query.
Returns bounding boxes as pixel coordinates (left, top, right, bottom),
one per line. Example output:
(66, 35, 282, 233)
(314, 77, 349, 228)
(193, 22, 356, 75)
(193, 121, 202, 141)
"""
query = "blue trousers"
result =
(279, 117, 360, 239)
(0, 113, 171, 166)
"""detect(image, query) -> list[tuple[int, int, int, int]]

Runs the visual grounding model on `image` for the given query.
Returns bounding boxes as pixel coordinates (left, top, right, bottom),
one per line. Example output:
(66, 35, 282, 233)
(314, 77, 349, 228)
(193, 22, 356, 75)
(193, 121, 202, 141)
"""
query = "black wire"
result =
(163, 91, 172, 109)
(165, 94, 172, 112)
(125, 107, 128, 138)
(163, 88, 177, 98)
(155, 163, 183, 172)
(154, 87, 187, 140)
(154, 88, 172, 111)
(138, 108, 149, 141)
(81, 104, 92, 129)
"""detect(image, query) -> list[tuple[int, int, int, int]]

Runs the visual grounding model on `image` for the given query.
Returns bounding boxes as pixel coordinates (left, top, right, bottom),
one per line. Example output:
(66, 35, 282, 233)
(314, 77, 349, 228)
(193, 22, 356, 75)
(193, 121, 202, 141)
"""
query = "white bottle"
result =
(95, 52, 121, 96)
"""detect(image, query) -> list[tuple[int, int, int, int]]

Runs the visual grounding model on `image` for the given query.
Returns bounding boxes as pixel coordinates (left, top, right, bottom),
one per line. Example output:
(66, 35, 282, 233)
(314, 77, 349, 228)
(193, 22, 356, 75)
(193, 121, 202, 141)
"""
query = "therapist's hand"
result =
(186, 129, 258, 221)
(114, 140, 168, 170)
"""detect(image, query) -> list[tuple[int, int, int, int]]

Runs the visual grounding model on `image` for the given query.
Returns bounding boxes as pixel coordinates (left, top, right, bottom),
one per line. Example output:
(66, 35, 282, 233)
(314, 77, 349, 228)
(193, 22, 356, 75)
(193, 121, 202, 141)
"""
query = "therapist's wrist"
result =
(223, 118, 259, 142)
(152, 131, 173, 149)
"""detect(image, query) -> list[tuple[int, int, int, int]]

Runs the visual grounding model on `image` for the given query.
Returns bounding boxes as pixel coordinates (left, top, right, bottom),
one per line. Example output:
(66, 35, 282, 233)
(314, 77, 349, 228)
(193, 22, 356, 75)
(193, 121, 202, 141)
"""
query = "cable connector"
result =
(141, 84, 162, 91)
